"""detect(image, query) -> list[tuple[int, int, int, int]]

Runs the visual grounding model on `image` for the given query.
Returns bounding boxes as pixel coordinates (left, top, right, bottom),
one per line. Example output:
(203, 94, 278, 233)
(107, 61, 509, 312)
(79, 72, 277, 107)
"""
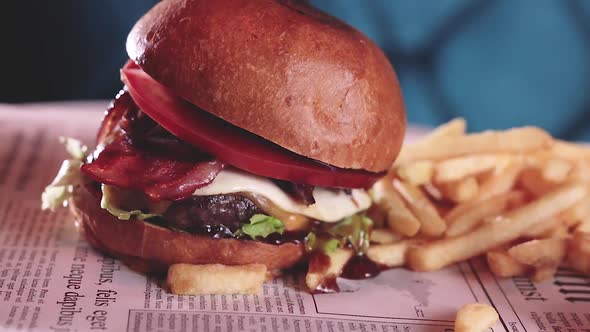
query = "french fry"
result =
(396, 127, 552, 164)
(386, 120, 590, 280)
(445, 191, 525, 237)
(577, 219, 590, 233)
(486, 251, 529, 277)
(370, 229, 402, 244)
(454, 303, 499, 332)
(167, 264, 266, 295)
(508, 238, 566, 268)
(558, 196, 590, 226)
(542, 159, 572, 183)
(437, 177, 479, 203)
(508, 238, 566, 282)
(552, 140, 590, 161)
(407, 184, 585, 271)
(393, 179, 447, 237)
(427, 117, 467, 139)
(521, 216, 563, 239)
(567, 231, 590, 274)
(372, 178, 421, 236)
(367, 240, 418, 267)
(518, 168, 559, 197)
(569, 159, 590, 183)
(396, 161, 434, 185)
(531, 266, 559, 283)
(476, 161, 525, 202)
(395, 118, 466, 165)
(306, 249, 353, 291)
(422, 183, 444, 201)
(434, 154, 513, 183)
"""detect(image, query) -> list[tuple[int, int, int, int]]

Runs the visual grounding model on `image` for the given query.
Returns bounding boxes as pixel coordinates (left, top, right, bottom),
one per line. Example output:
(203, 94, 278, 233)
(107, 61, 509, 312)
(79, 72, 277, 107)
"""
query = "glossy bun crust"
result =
(71, 185, 305, 274)
(127, 0, 405, 172)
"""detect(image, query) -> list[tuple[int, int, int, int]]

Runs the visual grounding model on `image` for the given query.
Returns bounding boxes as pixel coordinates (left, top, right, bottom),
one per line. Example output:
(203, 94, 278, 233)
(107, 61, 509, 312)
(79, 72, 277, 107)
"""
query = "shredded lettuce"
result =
(100, 184, 159, 221)
(304, 232, 342, 254)
(241, 214, 285, 239)
(305, 214, 373, 255)
(60, 136, 89, 161)
(41, 138, 88, 210)
(330, 214, 373, 254)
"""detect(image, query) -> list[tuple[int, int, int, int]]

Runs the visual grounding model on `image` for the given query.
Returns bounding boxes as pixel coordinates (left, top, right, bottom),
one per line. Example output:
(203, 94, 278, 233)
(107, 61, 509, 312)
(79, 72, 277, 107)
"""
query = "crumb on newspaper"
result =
(454, 303, 499, 332)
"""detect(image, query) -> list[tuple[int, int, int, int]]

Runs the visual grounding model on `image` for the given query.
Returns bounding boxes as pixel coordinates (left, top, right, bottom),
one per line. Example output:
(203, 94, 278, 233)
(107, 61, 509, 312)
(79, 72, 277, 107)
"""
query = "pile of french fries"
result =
(166, 119, 590, 295)
(368, 118, 590, 282)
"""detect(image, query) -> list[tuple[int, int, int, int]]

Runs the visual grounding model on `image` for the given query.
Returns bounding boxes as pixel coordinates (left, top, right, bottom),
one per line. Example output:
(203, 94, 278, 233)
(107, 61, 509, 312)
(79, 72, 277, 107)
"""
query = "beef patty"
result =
(163, 194, 262, 236)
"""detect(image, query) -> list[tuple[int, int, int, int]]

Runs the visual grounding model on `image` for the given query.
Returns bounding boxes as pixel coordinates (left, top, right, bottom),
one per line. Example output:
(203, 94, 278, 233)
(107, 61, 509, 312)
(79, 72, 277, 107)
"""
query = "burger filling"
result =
(43, 90, 374, 255)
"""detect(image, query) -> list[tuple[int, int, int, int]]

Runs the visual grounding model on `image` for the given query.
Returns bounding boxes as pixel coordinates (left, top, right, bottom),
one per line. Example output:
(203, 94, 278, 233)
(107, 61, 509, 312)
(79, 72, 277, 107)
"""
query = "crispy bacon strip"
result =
(82, 92, 225, 201)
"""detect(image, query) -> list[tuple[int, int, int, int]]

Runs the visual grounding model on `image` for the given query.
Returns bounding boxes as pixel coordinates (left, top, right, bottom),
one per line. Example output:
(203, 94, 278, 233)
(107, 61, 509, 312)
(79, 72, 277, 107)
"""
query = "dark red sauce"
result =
(308, 252, 330, 274)
(341, 255, 384, 280)
(261, 231, 306, 245)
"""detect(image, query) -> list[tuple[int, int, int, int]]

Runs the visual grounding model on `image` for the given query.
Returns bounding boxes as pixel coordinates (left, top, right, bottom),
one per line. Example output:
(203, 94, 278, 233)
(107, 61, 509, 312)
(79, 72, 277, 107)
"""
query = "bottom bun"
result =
(71, 184, 305, 274)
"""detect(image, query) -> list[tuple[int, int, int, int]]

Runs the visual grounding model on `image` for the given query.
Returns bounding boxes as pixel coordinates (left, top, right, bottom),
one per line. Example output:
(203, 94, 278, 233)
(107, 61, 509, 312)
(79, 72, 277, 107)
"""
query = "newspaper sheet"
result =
(0, 102, 589, 332)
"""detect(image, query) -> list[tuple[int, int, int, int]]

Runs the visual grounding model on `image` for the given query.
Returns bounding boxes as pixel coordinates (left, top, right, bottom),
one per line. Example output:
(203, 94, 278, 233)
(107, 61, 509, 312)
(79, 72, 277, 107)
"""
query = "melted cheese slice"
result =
(193, 168, 371, 222)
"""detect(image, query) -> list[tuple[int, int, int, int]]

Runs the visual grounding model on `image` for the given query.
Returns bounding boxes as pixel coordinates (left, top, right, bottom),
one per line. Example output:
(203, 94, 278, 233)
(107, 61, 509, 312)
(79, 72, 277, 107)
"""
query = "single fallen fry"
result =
(393, 179, 447, 237)
(396, 127, 552, 164)
(367, 240, 417, 267)
(434, 154, 512, 183)
(455, 303, 499, 332)
(167, 263, 267, 295)
(437, 177, 479, 203)
(508, 238, 566, 267)
(306, 249, 353, 291)
(372, 178, 421, 237)
(445, 191, 525, 237)
(486, 251, 529, 278)
(370, 228, 402, 244)
(407, 184, 585, 271)
(396, 160, 434, 185)
(542, 159, 572, 183)
(567, 230, 590, 274)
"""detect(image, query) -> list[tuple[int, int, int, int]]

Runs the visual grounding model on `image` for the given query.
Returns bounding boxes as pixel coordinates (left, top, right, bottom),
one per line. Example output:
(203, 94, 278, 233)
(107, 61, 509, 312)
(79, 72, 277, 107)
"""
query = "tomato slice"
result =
(122, 64, 382, 188)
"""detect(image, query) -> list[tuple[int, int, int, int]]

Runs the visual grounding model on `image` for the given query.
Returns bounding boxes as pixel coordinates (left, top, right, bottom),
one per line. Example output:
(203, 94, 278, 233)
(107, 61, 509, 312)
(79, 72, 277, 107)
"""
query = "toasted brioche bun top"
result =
(127, 0, 405, 172)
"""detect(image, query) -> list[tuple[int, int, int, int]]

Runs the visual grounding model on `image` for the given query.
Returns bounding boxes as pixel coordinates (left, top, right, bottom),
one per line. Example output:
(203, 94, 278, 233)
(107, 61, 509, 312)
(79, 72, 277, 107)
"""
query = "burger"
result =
(42, 0, 405, 292)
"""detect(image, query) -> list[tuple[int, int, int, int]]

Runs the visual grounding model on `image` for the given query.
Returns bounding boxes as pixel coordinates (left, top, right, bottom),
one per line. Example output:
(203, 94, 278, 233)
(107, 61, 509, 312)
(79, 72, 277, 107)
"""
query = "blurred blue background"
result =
(3, 1, 590, 140)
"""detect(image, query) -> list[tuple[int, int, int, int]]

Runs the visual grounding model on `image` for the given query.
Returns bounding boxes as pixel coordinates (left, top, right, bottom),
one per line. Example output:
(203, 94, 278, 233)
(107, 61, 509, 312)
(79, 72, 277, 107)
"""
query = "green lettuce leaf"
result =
(41, 137, 88, 210)
(100, 184, 159, 221)
(241, 214, 285, 239)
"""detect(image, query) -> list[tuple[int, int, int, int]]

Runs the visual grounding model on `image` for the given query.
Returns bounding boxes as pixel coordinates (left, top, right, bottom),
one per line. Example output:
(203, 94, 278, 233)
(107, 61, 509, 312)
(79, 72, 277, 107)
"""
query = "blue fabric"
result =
(313, 0, 590, 141)
(3, 1, 589, 140)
